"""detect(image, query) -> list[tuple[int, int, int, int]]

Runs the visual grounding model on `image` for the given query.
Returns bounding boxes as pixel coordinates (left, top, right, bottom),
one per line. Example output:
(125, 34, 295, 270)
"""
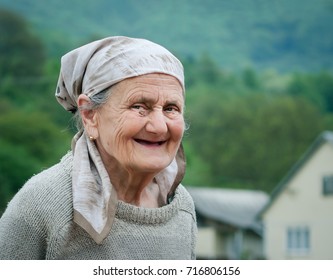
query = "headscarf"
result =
(56, 36, 185, 113)
(55, 36, 186, 244)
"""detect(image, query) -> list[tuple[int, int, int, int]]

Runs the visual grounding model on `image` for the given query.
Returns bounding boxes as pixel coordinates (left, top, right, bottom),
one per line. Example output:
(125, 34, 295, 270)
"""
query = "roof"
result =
(258, 130, 333, 218)
(187, 186, 269, 235)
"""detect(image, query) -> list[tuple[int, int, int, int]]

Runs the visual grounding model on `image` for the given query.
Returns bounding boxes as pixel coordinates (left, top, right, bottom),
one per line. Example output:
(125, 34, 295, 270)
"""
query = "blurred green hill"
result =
(1, 0, 333, 72)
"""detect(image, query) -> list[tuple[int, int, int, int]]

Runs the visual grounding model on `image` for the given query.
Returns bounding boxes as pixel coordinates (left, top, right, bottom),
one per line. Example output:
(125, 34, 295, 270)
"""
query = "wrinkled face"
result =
(94, 73, 185, 174)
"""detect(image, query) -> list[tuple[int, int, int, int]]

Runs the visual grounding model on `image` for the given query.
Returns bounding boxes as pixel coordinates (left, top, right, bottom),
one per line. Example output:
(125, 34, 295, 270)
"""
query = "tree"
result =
(287, 72, 333, 113)
(0, 109, 72, 214)
(186, 89, 326, 192)
(0, 9, 46, 82)
(0, 9, 74, 215)
(0, 8, 49, 113)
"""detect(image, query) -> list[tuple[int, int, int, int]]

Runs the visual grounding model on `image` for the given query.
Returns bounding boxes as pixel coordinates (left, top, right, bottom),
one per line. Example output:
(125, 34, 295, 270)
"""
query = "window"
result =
(287, 226, 310, 255)
(323, 175, 333, 195)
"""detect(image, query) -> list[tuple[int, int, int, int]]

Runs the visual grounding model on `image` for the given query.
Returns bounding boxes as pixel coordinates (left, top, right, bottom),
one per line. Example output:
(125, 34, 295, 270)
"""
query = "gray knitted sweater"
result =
(0, 153, 197, 260)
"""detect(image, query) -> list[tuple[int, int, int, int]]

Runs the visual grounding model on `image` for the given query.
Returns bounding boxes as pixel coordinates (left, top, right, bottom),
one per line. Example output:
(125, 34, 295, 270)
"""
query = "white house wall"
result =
(196, 227, 218, 259)
(263, 142, 333, 259)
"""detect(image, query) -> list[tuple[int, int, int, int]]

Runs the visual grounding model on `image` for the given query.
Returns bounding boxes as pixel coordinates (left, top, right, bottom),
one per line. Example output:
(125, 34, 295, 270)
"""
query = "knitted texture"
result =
(0, 152, 197, 260)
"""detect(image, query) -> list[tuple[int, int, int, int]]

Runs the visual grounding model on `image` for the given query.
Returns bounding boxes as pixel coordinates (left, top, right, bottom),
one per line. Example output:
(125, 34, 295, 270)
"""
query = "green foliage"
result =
(0, 110, 71, 164)
(1, 0, 333, 72)
(182, 140, 212, 186)
(0, 107, 72, 214)
(184, 87, 329, 191)
(0, 10, 72, 214)
(182, 57, 333, 191)
(288, 72, 333, 113)
(0, 8, 45, 81)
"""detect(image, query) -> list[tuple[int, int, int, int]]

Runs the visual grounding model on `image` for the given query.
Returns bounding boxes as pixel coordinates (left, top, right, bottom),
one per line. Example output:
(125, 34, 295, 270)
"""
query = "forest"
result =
(1, 0, 333, 72)
(1, 3, 333, 214)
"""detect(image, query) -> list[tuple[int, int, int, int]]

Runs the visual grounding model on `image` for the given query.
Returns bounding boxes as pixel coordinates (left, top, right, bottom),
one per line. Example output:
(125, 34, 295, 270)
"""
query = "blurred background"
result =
(0, 0, 333, 259)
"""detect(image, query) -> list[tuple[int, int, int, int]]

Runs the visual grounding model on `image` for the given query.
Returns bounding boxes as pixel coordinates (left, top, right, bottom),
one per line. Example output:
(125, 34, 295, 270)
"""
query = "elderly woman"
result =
(0, 36, 197, 259)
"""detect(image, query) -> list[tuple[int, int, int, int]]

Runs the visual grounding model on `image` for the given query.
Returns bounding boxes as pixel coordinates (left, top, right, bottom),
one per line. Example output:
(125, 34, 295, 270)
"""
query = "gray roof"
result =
(258, 131, 333, 218)
(187, 187, 269, 234)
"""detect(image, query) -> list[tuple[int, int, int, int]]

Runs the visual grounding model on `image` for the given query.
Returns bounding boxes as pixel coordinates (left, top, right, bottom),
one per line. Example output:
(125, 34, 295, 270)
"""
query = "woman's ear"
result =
(77, 95, 99, 138)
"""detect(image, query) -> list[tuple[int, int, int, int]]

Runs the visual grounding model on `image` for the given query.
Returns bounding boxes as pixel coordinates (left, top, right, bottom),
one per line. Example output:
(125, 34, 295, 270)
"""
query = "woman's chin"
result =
(129, 158, 172, 174)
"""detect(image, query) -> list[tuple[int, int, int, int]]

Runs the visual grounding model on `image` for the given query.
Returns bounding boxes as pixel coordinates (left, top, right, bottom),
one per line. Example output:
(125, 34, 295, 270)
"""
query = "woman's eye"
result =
(164, 106, 180, 113)
(131, 104, 148, 115)
(131, 103, 147, 110)
(132, 105, 143, 110)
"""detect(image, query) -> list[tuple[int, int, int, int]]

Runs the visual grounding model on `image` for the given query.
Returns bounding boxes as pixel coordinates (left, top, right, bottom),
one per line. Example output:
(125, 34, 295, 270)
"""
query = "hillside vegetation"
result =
(0, 0, 333, 72)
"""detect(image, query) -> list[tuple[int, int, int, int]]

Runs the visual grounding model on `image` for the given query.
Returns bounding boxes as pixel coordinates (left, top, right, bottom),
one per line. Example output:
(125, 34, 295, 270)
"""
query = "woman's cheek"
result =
(113, 115, 137, 147)
(173, 117, 185, 140)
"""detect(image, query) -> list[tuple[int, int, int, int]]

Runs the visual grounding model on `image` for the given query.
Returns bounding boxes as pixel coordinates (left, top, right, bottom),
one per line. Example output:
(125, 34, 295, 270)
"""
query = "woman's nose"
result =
(145, 110, 168, 134)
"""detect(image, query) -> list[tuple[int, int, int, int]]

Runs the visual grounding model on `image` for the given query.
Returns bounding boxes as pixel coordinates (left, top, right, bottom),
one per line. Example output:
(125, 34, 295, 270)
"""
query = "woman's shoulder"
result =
(23, 151, 72, 195)
(175, 184, 196, 218)
(0, 152, 74, 258)
(4, 152, 73, 218)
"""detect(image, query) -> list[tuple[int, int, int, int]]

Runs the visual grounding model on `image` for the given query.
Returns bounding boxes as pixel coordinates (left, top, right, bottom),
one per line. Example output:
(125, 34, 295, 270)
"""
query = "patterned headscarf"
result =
(55, 36, 185, 113)
(54, 36, 186, 244)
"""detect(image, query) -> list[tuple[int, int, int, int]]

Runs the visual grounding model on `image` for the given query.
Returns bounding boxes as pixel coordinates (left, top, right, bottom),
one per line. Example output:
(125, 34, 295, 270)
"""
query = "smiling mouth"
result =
(134, 139, 167, 146)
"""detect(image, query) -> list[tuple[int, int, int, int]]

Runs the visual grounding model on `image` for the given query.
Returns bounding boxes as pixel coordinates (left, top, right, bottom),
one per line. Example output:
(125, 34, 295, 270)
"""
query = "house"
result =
(187, 187, 269, 259)
(259, 131, 333, 260)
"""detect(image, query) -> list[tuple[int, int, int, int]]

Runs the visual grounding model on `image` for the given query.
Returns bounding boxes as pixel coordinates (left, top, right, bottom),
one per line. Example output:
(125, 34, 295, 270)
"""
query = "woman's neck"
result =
(103, 159, 163, 208)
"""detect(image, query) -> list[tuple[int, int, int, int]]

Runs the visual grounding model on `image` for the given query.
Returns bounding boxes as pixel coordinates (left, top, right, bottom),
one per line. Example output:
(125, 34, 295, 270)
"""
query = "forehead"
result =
(111, 73, 184, 103)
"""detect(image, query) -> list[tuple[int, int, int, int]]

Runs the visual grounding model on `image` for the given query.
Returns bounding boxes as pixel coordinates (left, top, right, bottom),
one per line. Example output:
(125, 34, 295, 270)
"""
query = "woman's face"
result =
(94, 73, 185, 174)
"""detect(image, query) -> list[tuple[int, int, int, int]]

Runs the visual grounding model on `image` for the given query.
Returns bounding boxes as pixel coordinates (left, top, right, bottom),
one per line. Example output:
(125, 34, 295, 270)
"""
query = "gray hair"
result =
(74, 87, 112, 132)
